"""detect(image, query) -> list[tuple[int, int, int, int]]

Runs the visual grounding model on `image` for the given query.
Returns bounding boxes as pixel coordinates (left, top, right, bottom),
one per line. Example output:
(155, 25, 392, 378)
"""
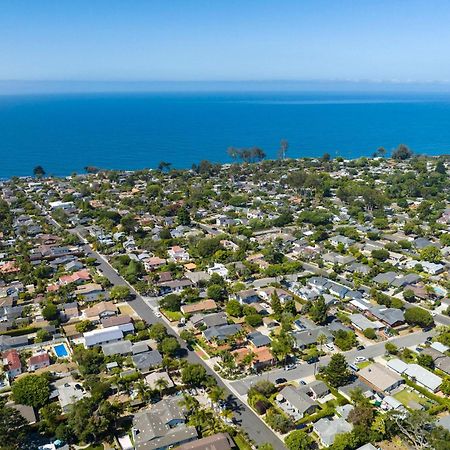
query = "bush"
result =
(363, 328, 376, 340)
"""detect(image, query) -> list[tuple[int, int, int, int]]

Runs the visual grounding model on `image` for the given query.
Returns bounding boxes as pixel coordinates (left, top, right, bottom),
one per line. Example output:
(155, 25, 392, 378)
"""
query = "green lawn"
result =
(84, 445, 104, 450)
(161, 309, 183, 321)
(357, 361, 371, 370)
(394, 388, 435, 408)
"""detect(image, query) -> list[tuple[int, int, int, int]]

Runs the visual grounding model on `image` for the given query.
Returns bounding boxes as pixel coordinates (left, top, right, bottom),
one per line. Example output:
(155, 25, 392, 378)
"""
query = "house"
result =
(257, 287, 293, 303)
(102, 340, 133, 356)
(28, 352, 51, 371)
(207, 263, 229, 278)
(83, 326, 124, 348)
(181, 300, 217, 315)
(190, 312, 228, 329)
(358, 363, 404, 395)
(176, 433, 235, 450)
(203, 324, 242, 342)
(144, 256, 167, 272)
(330, 235, 355, 248)
(101, 315, 135, 334)
(133, 350, 163, 372)
(307, 380, 330, 400)
(252, 346, 275, 371)
(84, 301, 118, 321)
(373, 272, 398, 286)
(132, 397, 198, 450)
(75, 283, 105, 302)
(158, 279, 193, 294)
(184, 271, 211, 285)
(368, 307, 405, 328)
(349, 314, 384, 332)
(59, 269, 91, 285)
(313, 417, 353, 447)
(276, 386, 319, 420)
(56, 378, 89, 412)
(292, 327, 333, 350)
(2, 349, 22, 378)
(247, 331, 271, 348)
(387, 359, 442, 392)
(60, 302, 79, 321)
(144, 371, 174, 391)
(168, 246, 190, 262)
(235, 289, 260, 305)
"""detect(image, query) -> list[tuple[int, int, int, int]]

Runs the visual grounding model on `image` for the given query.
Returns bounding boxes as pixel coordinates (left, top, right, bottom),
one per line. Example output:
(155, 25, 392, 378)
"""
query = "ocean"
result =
(1, 91, 450, 178)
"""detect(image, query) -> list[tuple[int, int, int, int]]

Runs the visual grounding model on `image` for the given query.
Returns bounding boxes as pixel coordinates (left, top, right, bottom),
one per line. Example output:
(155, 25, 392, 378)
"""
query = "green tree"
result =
(417, 353, 435, 370)
(12, 374, 50, 408)
(0, 399, 29, 449)
(181, 363, 208, 387)
(324, 353, 351, 387)
(310, 296, 328, 325)
(75, 320, 95, 333)
(177, 207, 191, 225)
(109, 285, 130, 301)
(363, 328, 376, 340)
(42, 302, 58, 321)
(334, 330, 357, 351)
(207, 284, 227, 301)
(271, 292, 283, 317)
(245, 313, 263, 327)
(35, 328, 51, 343)
(404, 307, 434, 328)
(385, 342, 398, 355)
(159, 293, 181, 312)
(392, 144, 413, 160)
(149, 323, 168, 342)
(271, 332, 294, 362)
(159, 336, 180, 356)
(33, 165, 46, 177)
(420, 245, 442, 263)
(226, 299, 243, 317)
(285, 430, 313, 450)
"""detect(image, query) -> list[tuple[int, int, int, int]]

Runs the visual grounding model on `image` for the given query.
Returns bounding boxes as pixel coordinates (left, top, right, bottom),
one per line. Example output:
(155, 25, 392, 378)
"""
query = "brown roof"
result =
(176, 433, 234, 450)
(84, 301, 118, 318)
(101, 314, 132, 328)
(181, 299, 217, 314)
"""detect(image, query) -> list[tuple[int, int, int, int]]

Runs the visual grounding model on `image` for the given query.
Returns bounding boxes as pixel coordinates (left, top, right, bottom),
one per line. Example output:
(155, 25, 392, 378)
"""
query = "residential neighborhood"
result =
(1, 154, 450, 450)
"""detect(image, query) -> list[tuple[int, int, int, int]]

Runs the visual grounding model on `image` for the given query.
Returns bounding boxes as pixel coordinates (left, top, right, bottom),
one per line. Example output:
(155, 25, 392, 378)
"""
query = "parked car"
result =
(357, 345, 365, 351)
(284, 363, 297, 371)
(275, 377, 287, 385)
(355, 356, 366, 363)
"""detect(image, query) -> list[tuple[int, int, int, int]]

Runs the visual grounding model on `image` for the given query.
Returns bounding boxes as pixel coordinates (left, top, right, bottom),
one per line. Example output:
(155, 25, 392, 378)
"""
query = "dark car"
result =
(357, 345, 365, 351)
(275, 377, 287, 385)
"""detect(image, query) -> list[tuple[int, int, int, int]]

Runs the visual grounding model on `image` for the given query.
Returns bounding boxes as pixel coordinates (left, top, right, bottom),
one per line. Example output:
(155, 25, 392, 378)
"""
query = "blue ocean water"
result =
(1, 91, 450, 178)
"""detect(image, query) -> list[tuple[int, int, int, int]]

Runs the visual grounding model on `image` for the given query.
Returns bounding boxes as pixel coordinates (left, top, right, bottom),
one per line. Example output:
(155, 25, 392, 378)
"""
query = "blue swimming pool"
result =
(53, 344, 69, 358)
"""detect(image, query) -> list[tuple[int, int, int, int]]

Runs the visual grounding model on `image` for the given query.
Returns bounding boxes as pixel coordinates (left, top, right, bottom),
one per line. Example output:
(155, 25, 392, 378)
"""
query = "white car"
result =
(355, 356, 366, 363)
(154, 311, 162, 318)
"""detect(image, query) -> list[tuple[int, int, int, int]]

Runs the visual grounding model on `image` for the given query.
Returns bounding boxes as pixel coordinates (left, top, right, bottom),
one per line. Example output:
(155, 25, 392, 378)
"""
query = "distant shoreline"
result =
(1, 91, 450, 178)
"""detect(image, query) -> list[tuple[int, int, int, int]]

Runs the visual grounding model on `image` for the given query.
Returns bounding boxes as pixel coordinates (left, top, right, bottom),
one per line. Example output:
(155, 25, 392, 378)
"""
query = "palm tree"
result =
(179, 393, 199, 412)
(227, 146, 238, 162)
(208, 386, 225, 407)
(155, 377, 169, 396)
(135, 380, 150, 402)
(317, 333, 327, 353)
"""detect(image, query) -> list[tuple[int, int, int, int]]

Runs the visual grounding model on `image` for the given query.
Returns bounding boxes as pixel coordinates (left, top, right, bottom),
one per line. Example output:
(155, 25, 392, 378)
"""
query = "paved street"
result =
(230, 329, 434, 396)
(71, 227, 285, 450)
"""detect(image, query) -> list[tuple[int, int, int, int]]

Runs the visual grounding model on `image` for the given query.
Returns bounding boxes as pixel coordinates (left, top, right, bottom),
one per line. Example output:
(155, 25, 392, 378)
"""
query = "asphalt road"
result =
(230, 329, 434, 395)
(71, 227, 286, 450)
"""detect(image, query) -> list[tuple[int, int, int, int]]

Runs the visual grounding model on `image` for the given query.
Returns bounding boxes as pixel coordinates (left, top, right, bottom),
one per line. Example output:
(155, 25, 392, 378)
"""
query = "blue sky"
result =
(2, 0, 450, 83)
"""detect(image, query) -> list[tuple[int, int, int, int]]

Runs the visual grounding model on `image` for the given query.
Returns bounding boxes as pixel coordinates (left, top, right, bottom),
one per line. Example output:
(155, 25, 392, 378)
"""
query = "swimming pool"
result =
(53, 343, 69, 358)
